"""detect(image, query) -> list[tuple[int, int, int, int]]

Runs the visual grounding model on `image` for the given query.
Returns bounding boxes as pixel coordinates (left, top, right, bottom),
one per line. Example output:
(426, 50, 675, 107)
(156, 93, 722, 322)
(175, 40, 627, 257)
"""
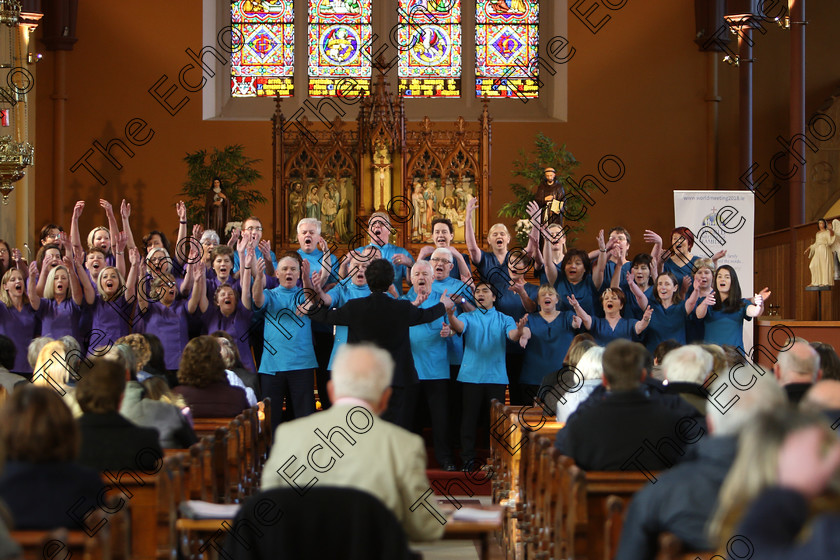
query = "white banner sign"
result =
(673, 191, 755, 353)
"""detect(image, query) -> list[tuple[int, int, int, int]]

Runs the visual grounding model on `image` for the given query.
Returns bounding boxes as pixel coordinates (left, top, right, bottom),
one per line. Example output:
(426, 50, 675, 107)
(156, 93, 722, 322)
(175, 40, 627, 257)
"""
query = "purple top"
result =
(89, 294, 133, 349)
(138, 299, 190, 370)
(206, 276, 241, 300)
(200, 302, 255, 371)
(40, 298, 84, 343)
(0, 299, 45, 373)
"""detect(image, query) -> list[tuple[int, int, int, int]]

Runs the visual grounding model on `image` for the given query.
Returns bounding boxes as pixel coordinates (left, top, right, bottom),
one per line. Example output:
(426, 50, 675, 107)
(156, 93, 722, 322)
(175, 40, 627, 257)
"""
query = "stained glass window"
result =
(475, 0, 539, 99)
(308, 0, 372, 98)
(230, 0, 295, 97)
(397, 0, 462, 98)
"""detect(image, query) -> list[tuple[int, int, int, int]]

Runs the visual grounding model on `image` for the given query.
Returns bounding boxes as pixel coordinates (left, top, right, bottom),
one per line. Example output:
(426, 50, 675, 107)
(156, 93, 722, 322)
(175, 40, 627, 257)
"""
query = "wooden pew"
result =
(565, 466, 653, 560)
(604, 495, 626, 560)
(656, 533, 720, 560)
(11, 498, 129, 560)
(101, 455, 181, 560)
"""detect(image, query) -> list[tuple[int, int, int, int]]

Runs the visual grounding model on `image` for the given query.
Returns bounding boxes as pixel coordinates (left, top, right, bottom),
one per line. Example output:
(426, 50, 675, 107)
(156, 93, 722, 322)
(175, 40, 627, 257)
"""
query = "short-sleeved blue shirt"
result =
(233, 247, 278, 274)
(622, 284, 654, 320)
(603, 261, 633, 292)
(458, 308, 517, 384)
(644, 300, 688, 353)
(297, 248, 341, 285)
(521, 312, 577, 385)
(703, 298, 752, 349)
(422, 251, 471, 281)
(476, 250, 510, 292)
(326, 282, 371, 369)
(589, 316, 641, 346)
(405, 294, 448, 381)
(255, 285, 317, 373)
(555, 273, 599, 318)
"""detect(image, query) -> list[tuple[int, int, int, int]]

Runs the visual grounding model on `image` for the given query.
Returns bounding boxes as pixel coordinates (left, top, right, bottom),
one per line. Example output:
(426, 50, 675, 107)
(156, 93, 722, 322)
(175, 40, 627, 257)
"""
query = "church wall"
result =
(32, 1, 840, 251)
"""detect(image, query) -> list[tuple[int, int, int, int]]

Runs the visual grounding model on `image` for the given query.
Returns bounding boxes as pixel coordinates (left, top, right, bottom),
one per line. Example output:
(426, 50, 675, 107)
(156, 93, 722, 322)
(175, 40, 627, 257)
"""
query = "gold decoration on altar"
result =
(0, 0, 20, 26)
(0, 134, 32, 204)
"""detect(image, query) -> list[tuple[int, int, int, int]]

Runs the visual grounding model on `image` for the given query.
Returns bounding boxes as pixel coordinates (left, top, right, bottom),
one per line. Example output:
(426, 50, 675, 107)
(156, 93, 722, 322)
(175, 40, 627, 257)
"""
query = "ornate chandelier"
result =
(0, 134, 32, 203)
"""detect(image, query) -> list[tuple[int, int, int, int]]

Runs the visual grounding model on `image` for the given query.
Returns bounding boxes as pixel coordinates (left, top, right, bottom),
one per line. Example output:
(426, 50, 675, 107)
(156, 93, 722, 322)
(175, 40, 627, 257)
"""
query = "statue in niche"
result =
(372, 140, 392, 211)
(411, 181, 427, 241)
(334, 177, 354, 242)
(806, 218, 840, 287)
(322, 191, 338, 237)
(306, 185, 321, 220)
(288, 181, 305, 239)
(205, 177, 229, 235)
(535, 167, 565, 226)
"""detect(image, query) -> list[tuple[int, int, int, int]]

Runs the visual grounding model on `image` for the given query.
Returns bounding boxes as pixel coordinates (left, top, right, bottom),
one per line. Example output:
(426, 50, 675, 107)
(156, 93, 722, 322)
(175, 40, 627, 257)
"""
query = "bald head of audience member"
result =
(803, 380, 840, 412)
(705, 372, 786, 436)
(327, 343, 394, 415)
(774, 339, 821, 385)
(602, 340, 649, 392)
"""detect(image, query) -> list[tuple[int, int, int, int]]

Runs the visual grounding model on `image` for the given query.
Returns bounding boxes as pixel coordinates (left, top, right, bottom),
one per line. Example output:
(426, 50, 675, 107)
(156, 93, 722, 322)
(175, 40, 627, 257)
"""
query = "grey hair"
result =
(297, 218, 322, 235)
(102, 344, 137, 377)
(705, 369, 786, 436)
(777, 339, 820, 383)
(27, 337, 54, 369)
(662, 345, 714, 385)
(576, 346, 605, 381)
(431, 247, 453, 263)
(200, 230, 220, 245)
(331, 343, 394, 404)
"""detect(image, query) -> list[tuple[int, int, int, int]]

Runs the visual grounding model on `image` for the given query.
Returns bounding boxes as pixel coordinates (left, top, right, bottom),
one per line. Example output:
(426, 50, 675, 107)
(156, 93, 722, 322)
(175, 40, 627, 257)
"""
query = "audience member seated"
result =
(31, 339, 82, 417)
(556, 345, 604, 423)
(0, 335, 25, 392)
(616, 373, 786, 559)
(735, 415, 840, 560)
(0, 386, 105, 529)
(212, 330, 260, 399)
(76, 357, 163, 471)
(116, 333, 155, 382)
(811, 341, 840, 382)
(142, 333, 175, 387)
(651, 339, 681, 381)
(26, 336, 53, 372)
(708, 407, 834, 550)
(554, 339, 697, 471)
(109, 344, 197, 449)
(661, 345, 714, 414)
(216, 336, 257, 406)
(774, 338, 821, 404)
(538, 335, 595, 414)
(801, 380, 840, 427)
(173, 335, 249, 418)
(261, 343, 445, 542)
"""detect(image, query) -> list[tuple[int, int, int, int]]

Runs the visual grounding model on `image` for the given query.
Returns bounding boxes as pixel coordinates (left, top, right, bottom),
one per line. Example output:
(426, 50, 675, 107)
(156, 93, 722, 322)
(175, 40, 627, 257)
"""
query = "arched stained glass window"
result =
(475, 0, 539, 99)
(230, 0, 295, 97)
(308, 0, 372, 97)
(397, 0, 462, 98)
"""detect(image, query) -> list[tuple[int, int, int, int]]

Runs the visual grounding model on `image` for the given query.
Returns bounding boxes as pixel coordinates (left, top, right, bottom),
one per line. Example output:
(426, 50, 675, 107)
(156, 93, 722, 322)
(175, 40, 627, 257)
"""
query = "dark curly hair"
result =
(177, 336, 226, 388)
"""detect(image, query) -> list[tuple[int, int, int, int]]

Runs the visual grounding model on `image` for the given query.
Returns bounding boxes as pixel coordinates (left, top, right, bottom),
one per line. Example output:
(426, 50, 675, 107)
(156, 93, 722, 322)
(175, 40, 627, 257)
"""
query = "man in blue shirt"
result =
(232, 216, 277, 274)
(354, 212, 415, 295)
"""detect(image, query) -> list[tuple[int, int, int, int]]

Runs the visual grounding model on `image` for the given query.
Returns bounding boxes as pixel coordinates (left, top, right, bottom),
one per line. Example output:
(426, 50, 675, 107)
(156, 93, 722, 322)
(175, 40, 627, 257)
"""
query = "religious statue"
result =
(288, 181, 305, 239)
(535, 167, 565, 226)
(205, 177, 229, 235)
(411, 181, 427, 241)
(806, 218, 840, 287)
(306, 185, 321, 220)
(321, 191, 338, 237)
(372, 140, 392, 211)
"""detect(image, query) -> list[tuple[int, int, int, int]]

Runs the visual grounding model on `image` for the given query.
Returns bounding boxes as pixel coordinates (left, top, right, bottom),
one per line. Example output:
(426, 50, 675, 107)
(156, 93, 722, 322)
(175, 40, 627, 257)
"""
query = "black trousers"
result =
(506, 352, 526, 405)
(382, 382, 419, 432)
(460, 382, 506, 465)
(419, 379, 455, 466)
(312, 330, 335, 409)
(260, 370, 315, 433)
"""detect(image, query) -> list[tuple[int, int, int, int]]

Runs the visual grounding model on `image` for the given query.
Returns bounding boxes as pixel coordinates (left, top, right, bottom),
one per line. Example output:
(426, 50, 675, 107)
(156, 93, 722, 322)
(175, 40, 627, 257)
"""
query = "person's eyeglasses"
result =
(0, 249, 7, 254)
(245, 226, 263, 232)
(430, 258, 450, 264)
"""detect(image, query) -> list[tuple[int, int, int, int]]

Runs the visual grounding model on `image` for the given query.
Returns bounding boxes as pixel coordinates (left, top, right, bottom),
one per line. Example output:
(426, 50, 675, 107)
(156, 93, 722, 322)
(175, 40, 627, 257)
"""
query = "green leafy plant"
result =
(498, 133, 592, 246)
(180, 145, 267, 236)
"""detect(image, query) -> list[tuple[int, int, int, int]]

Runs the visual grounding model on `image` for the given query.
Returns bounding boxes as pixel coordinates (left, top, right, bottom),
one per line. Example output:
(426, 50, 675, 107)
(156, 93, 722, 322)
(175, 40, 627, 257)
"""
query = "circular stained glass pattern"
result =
(410, 25, 449, 66)
(321, 25, 361, 65)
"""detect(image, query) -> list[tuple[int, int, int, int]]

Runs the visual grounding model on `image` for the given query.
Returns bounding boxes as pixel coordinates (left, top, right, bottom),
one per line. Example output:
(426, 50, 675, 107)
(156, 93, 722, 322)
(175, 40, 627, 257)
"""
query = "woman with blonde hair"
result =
(0, 263, 41, 374)
(32, 339, 82, 417)
(708, 407, 838, 549)
(557, 345, 605, 423)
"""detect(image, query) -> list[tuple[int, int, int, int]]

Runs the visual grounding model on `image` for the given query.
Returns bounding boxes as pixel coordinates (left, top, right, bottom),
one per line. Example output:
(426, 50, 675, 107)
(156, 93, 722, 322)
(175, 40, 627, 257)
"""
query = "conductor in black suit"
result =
(309, 258, 455, 429)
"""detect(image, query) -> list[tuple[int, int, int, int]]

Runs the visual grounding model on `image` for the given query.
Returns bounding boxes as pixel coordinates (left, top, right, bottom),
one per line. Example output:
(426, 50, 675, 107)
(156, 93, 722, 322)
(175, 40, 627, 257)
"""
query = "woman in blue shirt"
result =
(568, 288, 651, 346)
(632, 271, 701, 353)
(518, 285, 581, 397)
(695, 265, 769, 349)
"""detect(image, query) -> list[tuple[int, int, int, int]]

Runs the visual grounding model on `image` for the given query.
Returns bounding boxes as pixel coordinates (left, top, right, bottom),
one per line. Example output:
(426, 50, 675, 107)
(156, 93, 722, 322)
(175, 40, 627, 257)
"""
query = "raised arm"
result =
(114, 231, 128, 279)
(627, 271, 648, 310)
(65, 253, 84, 306)
(644, 230, 664, 275)
(634, 306, 652, 335)
(240, 247, 253, 311)
(187, 261, 204, 314)
(449, 246, 471, 282)
(70, 200, 84, 251)
(316, 238, 332, 287)
(510, 279, 537, 312)
(100, 199, 120, 255)
(27, 261, 40, 311)
(175, 201, 188, 266)
(543, 234, 559, 286)
(252, 257, 266, 309)
(120, 199, 137, 252)
(465, 197, 482, 264)
(35, 252, 53, 297)
(446, 305, 464, 333)
(592, 230, 609, 290)
(259, 240, 276, 278)
(746, 288, 770, 318)
(137, 257, 150, 313)
(126, 248, 140, 302)
(567, 294, 592, 330)
(694, 291, 714, 319)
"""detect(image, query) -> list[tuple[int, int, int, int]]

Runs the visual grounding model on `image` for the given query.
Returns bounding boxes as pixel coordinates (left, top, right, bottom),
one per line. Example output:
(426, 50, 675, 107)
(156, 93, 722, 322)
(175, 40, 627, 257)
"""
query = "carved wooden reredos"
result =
(272, 63, 493, 251)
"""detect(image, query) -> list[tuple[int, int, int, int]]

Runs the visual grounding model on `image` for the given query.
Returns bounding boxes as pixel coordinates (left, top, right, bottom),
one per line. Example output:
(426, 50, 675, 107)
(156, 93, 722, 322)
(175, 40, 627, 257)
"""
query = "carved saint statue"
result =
(535, 167, 565, 226)
(205, 177, 229, 235)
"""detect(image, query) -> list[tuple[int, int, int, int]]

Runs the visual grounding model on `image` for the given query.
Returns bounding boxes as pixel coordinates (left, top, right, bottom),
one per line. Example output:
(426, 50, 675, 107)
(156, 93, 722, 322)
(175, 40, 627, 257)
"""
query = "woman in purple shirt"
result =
(86, 248, 140, 347)
(137, 260, 202, 375)
(0, 263, 42, 374)
(40, 248, 87, 343)
(195, 254, 255, 372)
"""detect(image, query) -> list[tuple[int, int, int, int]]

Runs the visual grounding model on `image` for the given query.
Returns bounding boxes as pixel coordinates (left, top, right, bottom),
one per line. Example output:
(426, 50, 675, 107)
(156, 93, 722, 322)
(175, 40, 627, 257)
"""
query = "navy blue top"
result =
(703, 298, 752, 348)
(521, 312, 577, 385)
